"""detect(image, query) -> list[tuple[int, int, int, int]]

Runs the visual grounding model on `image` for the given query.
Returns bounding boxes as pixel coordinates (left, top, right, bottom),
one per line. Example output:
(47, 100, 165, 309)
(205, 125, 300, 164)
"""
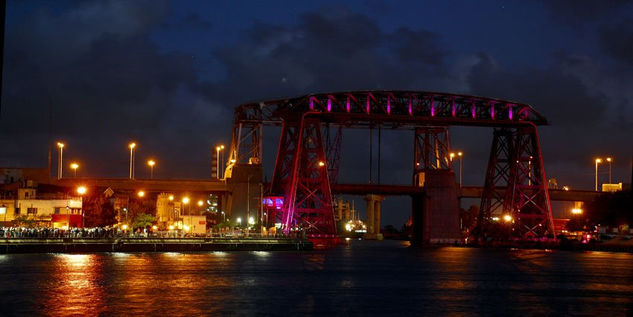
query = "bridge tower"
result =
(270, 115, 336, 236)
(412, 127, 461, 244)
(224, 116, 263, 224)
(478, 126, 554, 239)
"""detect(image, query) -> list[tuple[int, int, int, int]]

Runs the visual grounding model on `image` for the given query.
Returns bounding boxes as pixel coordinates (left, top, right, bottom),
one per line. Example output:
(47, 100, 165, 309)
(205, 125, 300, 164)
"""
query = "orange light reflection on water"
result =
(43, 254, 107, 316)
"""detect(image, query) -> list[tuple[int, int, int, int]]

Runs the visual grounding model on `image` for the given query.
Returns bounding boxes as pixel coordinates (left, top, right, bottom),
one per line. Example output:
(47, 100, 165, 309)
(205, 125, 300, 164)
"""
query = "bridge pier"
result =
(364, 194, 385, 240)
(412, 171, 462, 245)
(225, 164, 263, 224)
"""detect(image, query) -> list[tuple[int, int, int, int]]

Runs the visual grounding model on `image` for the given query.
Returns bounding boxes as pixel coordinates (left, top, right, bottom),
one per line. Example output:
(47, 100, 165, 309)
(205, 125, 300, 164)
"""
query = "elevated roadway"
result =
(52, 178, 228, 193)
(48, 179, 600, 202)
(333, 184, 601, 202)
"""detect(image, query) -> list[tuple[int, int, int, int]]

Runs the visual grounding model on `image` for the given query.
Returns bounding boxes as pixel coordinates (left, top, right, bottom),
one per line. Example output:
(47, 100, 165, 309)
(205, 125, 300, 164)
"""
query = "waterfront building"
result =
(0, 182, 83, 227)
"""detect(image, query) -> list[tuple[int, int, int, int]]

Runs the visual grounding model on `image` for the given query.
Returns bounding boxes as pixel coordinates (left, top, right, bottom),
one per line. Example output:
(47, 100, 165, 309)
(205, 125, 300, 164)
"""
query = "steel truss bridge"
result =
(225, 90, 555, 242)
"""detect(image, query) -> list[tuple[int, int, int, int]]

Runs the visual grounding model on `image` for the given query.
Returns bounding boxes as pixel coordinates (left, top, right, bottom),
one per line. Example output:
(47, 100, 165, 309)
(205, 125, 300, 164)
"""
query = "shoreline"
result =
(0, 237, 313, 254)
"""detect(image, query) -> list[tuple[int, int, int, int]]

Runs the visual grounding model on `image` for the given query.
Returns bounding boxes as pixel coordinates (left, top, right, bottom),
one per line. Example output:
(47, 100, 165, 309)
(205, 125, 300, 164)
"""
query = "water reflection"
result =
(1, 242, 631, 315)
(42, 254, 106, 316)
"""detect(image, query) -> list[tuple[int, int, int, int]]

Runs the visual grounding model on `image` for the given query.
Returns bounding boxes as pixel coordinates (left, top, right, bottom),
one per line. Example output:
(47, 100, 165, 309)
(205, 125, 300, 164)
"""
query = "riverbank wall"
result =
(0, 237, 313, 254)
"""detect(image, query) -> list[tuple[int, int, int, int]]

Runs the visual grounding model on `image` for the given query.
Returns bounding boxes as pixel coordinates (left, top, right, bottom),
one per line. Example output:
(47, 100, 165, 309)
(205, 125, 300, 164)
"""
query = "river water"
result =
(0, 240, 632, 316)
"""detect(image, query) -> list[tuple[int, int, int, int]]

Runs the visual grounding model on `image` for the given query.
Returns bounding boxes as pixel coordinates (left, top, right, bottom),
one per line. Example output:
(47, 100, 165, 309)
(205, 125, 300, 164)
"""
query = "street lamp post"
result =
(247, 174, 252, 228)
(129, 143, 136, 179)
(215, 145, 225, 179)
(77, 186, 87, 227)
(147, 159, 156, 179)
(57, 142, 64, 179)
(182, 197, 190, 214)
(449, 151, 464, 187)
(595, 158, 602, 191)
(70, 162, 79, 178)
(457, 151, 463, 187)
(606, 157, 613, 184)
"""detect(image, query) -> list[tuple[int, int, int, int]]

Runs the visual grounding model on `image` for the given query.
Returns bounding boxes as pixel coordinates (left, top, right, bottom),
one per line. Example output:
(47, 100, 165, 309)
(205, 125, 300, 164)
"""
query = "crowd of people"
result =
(0, 226, 300, 239)
(0, 227, 119, 239)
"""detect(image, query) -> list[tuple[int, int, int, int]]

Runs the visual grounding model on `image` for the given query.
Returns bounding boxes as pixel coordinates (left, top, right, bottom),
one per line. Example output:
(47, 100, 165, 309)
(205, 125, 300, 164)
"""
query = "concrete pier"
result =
(364, 194, 385, 240)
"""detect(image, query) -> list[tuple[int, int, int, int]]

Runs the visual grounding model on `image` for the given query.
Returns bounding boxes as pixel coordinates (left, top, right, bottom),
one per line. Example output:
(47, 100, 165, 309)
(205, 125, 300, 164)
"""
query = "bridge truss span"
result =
(226, 90, 554, 241)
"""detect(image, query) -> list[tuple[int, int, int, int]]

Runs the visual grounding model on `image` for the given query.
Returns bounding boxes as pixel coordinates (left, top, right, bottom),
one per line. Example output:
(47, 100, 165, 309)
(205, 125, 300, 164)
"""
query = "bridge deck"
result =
(46, 179, 600, 202)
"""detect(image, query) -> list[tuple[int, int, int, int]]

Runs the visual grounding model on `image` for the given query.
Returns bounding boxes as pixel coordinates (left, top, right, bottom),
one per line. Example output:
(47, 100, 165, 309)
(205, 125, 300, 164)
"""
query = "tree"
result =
(82, 191, 118, 227)
(584, 190, 633, 227)
(127, 196, 156, 222)
(12, 215, 36, 228)
(133, 213, 155, 230)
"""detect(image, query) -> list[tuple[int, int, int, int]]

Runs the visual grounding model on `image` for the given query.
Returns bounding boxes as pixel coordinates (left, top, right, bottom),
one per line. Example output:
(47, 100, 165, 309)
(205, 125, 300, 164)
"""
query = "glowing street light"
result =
(147, 159, 156, 179)
(571, 208, 583, 215)
(595, 158, 602, 191)
(606, 157, 613, 184)
(318, 161, 325, 167)
(69, 162, 79, 178)
(57, 142, 65, 179)
(197, 200, 204, 207)
(76, 186, 87, 195)
(137, 190, 145, 198)
(129, 142, 136, 179)
(168, 195, 174, 201)
(248, 216, 255, 225)
(237, 217, 242, 226)
(503, 214, 513, 223)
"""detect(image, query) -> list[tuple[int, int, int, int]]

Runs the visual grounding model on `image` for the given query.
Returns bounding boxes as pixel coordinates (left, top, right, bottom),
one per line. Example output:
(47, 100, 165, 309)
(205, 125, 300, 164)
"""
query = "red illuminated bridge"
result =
(223, 90, 555, 243)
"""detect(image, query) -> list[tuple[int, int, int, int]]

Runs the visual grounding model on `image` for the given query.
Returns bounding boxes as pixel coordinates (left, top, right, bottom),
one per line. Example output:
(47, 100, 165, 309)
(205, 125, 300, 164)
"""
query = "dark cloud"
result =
(1, 1, 630, 220)
(536, 0, 633, 24)
(465, 52, 632, 189)
(209, 6, 452, 107)
(468, 52, 607, 126)
(599, 22, 633, 66)
(0, 0, 218, 177)
(164, 13, 212, 30)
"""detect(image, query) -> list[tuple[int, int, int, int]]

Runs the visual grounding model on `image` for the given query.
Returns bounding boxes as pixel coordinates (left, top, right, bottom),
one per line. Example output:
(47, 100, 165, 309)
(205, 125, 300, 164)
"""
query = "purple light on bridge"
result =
(509, 105, 513, 120)
(346, 96, 351, 112)
(366, 96, 370, 114)
(408, 96, 413, 115)
(471, 102, 476, 118)
(490, 102, 495, 119)
(430, 98, 435, 117)
(327, 97, 332, 112)
(387, 96, 391, 114)
(309, 97, 314, 110)
(451, 98, 456, 117)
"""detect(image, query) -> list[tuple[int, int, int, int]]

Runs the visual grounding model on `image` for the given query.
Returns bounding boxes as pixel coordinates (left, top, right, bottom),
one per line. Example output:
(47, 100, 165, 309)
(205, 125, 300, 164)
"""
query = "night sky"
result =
(1, 1, 632, 226)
